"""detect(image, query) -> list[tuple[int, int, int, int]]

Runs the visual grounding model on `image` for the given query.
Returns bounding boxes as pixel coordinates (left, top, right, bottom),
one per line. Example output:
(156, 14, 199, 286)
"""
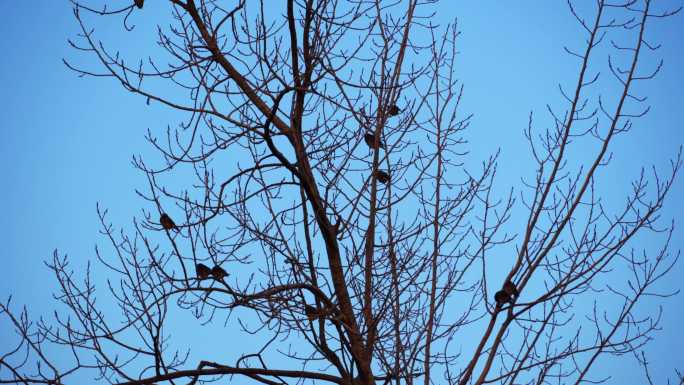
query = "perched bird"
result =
(374, 170, 391, 185)
(387, 104, 401, 117)
(503, 280, 519, 298)
(159, 213, 178, 232)
(134, 0, 144, 9)
(195, 263, 211, 280)
(211, 265, 228, 281)
(494, 290, 511, 306)
(363, 132, 385, 150)
(304, 304, 319, 321)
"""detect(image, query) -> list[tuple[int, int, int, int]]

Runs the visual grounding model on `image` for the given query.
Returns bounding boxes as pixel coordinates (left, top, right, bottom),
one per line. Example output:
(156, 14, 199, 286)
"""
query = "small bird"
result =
(195, 263, 211, 280)
(503, 280, 519, 298)
(304, 304, 318, 321)
(134, 0, 144, 9)
(159, 213, 178, 232)
(363, 132, 385, 150)
(494, 290, 511, 306)
(387, 104, 401, 117)
(374, 170, 390, 185)
(211, 265, 228, 281)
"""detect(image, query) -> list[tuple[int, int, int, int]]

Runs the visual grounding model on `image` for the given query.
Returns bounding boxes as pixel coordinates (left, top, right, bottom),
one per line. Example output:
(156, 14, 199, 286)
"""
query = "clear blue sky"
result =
(1, 1, 682, 384)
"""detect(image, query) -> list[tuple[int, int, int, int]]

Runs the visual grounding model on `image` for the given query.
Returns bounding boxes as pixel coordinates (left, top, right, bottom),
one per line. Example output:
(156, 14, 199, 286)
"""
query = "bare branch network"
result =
(1, 1, 683, 385)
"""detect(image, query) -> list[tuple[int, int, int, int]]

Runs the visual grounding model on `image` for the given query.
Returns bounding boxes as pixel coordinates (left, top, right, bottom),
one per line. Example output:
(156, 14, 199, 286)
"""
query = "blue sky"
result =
(1, 1, 683, 384)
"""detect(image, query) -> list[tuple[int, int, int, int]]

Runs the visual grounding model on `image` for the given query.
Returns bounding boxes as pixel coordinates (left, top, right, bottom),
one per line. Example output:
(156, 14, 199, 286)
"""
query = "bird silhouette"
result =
(195, 263, 211, 280)
(494, 290, 511, 306)
(374, 170, 390, 185)
(387, 104, 401, 117)
(305, 304, 318, 321)
(159, 213, 178, 232)
(211, 265, 228, 281)
(364, 132, 385, 150)
(134, 0, 144, 9)
(503, 280, 519, 298)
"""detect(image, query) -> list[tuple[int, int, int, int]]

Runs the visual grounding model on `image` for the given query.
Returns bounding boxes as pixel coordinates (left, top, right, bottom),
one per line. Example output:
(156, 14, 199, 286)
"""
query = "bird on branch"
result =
(159, 213, 179, 232)
(494, 290, 511, 306)
(503, 280, 519, 299)
(374, 170, 391, 185)
(304, 304, 333, 321)
(134, 0, 144, 9)
(211, 265, 228, 281)
(364, 132, 385, 150)
(305, 304, 318, 321)
(387, 104, 401, 117)
(195, 263, 211, 280)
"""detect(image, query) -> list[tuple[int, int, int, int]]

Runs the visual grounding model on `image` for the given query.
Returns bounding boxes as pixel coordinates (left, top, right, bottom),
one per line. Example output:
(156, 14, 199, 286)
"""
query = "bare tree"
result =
(1, 1, 682, 384)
